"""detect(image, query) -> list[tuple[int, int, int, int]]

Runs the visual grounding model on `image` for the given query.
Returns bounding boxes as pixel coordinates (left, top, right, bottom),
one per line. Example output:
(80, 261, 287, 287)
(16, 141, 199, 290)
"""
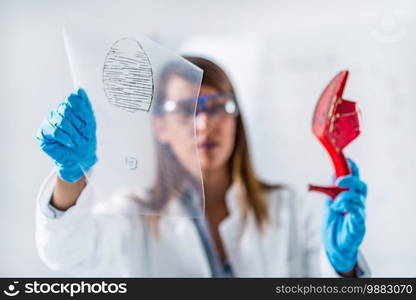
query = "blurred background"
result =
(1, 0, 415, 276)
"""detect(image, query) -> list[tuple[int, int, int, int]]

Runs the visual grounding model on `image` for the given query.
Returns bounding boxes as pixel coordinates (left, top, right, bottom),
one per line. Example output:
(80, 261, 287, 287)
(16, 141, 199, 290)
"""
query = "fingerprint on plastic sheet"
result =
(103, 38, 154, 112)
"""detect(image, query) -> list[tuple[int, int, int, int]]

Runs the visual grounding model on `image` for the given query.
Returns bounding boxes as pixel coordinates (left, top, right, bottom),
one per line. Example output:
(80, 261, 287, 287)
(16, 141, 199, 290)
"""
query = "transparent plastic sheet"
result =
(63, 20, 204, 218)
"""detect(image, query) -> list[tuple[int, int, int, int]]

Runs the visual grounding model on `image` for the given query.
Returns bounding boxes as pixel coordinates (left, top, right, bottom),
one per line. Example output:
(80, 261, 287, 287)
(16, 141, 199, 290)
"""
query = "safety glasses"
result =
(162, 92, 239, 119)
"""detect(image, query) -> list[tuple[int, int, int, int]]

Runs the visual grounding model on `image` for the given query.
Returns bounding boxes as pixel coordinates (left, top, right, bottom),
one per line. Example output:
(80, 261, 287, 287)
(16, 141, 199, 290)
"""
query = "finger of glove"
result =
(330, 191, 365, 213)
(55, 102, 93, 140)
(325, 213, 364, 257)
(77, 88, 92, 108)
(344, 206, 366, 225)
(322, 216, 349, 256)
(346, 158, 360, 178)
(335, 175, 367, 197)
(50, 108, 90, 146)
(38, 113, 76, 148)
(327, 199, 366, 232)
(65, 90, 95, 125)
(329, 158, 359, 184)
(39, 139, 71, 162)
(341, 213, 366, 248)
(324, 203, 364, 234)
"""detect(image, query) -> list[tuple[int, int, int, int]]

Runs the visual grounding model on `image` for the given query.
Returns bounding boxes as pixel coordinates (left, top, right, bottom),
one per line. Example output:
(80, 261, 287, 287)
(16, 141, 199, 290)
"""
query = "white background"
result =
(1, 0, 415, 276)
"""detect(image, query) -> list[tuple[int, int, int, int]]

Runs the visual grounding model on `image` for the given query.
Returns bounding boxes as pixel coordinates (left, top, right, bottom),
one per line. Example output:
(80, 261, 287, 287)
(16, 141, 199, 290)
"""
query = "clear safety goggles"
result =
(162, 92, 239, 119)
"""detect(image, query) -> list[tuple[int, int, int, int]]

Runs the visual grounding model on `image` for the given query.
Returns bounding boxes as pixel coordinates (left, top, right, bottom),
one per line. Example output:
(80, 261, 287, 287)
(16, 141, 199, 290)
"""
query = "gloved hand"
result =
(36, 88, 97, 182)
(322, 158, 367, 273)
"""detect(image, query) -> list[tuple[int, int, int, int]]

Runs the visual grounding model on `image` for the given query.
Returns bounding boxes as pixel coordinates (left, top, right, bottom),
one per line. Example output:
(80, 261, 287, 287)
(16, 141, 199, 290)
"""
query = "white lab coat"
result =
(35, 171, 370, 277)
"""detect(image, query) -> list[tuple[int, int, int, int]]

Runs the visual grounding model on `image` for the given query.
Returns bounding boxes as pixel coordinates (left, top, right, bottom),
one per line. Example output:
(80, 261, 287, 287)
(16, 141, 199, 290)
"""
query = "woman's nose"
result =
(196, 112, 210, 131)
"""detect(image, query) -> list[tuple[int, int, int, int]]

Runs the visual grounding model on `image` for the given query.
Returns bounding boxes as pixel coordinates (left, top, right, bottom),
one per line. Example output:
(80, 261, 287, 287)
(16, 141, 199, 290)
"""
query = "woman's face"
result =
(154, 77, 237, 177)
(196, 85, 237, 173)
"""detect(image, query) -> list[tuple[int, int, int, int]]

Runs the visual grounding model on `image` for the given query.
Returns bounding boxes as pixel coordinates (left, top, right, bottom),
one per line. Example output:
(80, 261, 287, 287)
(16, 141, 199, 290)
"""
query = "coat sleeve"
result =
(35, 170, 135, 276)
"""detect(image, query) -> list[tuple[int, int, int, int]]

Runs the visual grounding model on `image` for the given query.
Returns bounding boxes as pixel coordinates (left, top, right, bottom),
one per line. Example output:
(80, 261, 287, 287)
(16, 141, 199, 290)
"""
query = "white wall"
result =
(1, 0, 415, 276)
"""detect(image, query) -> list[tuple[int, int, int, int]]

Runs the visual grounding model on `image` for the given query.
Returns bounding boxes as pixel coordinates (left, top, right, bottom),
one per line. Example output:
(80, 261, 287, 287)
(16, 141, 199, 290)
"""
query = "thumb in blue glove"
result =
(322, 158, 367, 273)
(36, 88, 97, 182)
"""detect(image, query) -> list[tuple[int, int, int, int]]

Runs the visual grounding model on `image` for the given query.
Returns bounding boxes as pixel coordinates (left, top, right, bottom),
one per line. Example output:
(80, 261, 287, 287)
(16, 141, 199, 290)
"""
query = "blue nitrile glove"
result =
(36, 88, 97, 182)
(322, 158, 367, 273)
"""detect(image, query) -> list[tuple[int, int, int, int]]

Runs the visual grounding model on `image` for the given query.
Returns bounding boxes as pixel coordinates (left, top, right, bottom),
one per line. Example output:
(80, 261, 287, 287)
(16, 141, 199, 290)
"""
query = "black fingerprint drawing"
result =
(103, 38, 154, 112)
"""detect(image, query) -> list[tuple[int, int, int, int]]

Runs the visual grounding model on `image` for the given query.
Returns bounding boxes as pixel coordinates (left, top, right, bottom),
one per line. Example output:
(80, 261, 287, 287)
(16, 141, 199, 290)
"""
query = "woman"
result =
(36, 56, 369, 277)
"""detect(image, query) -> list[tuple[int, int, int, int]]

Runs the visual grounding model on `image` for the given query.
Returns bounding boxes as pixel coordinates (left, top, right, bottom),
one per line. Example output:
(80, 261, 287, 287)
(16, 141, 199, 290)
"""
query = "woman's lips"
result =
(198, 142, 218, 150)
